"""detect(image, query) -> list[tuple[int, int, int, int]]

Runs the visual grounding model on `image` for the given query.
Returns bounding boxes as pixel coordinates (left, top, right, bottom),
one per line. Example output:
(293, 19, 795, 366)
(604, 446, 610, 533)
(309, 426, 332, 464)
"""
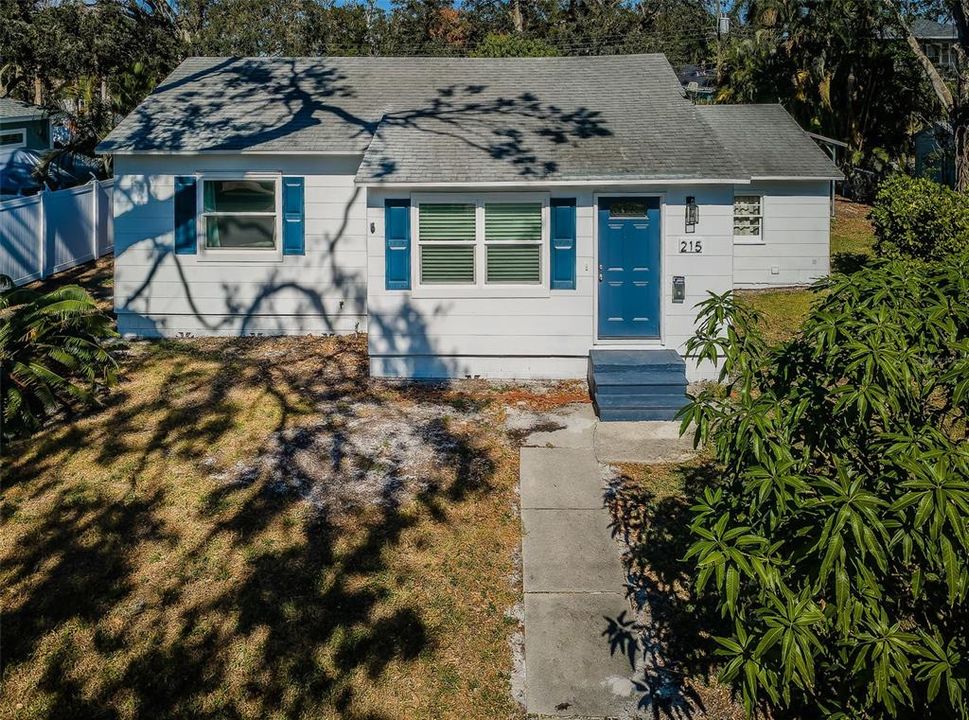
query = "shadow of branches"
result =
(605, 462, 742, 720)
(1, 334, 518, 719)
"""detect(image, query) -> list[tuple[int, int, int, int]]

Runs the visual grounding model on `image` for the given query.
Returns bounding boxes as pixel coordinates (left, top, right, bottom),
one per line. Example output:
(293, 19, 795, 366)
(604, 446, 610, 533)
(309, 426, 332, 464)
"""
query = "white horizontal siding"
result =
(113, 151, 824, 381)
(113, 153, 367, 337)
(732, 181, 831, 288)
(118, 312, 363, 338)
(367, 184, 736, 380)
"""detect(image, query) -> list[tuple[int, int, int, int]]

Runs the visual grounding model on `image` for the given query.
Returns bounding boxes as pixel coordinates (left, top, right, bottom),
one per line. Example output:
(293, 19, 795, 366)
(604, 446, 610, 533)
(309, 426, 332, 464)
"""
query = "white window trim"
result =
(410, 192, 551, 299)
(195, 171, 283, 263)
(0, 128, 27, 149)
(733, 193, 765, 245)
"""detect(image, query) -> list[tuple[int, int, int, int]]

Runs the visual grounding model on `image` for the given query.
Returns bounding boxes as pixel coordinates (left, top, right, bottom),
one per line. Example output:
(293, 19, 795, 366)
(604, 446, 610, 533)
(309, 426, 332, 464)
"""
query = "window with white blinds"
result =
(484, 203, 542, 284)
(733, 195, 763, 241)
(418, 203, 476, 284)
(415, 197, 546, 287)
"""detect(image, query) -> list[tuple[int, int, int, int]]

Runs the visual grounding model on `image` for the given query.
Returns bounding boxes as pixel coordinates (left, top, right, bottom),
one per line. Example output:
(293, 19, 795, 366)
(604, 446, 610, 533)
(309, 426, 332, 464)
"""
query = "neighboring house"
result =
(676, 63, 717, 103)
(96, 54, 840, 407)
(910, 18, 959, 72)
(0, 97, 52, 152)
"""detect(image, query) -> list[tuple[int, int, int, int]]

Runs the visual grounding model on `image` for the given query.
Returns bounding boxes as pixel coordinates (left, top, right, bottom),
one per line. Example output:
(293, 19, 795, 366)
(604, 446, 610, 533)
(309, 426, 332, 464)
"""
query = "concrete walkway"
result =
(517, 403, 695, 719)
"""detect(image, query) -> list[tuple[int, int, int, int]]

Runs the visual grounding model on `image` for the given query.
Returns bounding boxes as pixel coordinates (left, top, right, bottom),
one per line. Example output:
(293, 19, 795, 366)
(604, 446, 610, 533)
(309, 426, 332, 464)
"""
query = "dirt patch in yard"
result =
(213, 400, 493, 519)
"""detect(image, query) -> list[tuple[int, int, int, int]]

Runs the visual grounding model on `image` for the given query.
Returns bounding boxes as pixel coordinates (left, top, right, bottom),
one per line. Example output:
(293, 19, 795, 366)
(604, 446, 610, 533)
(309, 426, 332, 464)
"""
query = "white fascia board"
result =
(750, 175, 843, 181)
(0, 114, 47, 124)
(357, 177, 750, 188)
(100, 149, 366, 156)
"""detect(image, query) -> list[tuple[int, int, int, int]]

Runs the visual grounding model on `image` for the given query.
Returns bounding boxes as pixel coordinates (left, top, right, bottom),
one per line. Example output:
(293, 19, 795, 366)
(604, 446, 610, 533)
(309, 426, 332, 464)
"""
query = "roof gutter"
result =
(1, 114, 48, 124)
(355, 177, 751, 188)
(751, 174, 844, 181)
(95, 148, 367, 156)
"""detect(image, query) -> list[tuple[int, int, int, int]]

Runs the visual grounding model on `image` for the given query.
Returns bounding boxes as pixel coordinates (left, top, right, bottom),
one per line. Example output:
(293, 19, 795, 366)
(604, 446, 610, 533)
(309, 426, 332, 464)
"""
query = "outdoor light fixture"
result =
(685, 196, 699, 233)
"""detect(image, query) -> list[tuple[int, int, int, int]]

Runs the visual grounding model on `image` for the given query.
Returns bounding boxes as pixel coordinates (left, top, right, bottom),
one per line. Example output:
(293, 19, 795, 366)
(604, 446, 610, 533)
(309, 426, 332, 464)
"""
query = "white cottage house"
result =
(97, 55, 841, 420)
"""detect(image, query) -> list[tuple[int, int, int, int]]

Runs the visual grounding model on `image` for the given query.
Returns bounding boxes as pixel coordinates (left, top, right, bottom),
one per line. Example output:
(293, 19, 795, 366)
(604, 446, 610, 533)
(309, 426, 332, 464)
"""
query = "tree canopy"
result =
(0, 0, 956, 186)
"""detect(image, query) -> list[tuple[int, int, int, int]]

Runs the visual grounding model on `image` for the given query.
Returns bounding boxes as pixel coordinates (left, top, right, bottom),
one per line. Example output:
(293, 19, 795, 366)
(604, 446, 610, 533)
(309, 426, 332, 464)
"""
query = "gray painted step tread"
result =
(590, 369, 689, 386)
(590, 348, 685, 368)
(596, 406, 685, 421)
(592, 382, 688, 396)
(593, 393, 690, 409)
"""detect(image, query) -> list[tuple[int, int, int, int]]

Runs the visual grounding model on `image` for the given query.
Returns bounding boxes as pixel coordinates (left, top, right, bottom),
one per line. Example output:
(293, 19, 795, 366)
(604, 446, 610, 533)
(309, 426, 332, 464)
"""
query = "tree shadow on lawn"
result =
(1, 335, 512, 719)
(830, 250, 872, 275)
(605, 461, 743, 720)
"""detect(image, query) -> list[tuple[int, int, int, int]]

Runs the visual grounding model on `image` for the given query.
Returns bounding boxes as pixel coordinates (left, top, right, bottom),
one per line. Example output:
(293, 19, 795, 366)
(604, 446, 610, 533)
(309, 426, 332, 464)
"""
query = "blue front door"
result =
(597, 197, 661, 338)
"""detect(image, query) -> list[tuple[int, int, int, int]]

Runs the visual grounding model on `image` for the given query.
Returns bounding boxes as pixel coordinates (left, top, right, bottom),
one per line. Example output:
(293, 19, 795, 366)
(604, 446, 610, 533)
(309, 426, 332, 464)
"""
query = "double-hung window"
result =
(733, 194, 763, 243)
(418, 203, 477, 284)
(415, 194, 547, 290)
(200, 177, 280, 253)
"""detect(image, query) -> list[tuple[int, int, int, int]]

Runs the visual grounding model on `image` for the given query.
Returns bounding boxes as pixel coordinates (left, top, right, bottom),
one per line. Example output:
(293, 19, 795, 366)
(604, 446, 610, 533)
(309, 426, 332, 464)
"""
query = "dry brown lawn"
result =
(1, 332, 585, 720)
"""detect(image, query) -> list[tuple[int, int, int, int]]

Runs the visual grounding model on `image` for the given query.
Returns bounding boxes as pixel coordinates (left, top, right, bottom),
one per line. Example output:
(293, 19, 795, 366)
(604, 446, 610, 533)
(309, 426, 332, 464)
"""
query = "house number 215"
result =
(679, 239, 703, 254)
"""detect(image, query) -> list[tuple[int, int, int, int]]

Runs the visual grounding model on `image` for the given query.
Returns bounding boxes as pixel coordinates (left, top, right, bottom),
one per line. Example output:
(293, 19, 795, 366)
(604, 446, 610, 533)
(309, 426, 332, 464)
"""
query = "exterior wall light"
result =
(685, 196, 699, 233)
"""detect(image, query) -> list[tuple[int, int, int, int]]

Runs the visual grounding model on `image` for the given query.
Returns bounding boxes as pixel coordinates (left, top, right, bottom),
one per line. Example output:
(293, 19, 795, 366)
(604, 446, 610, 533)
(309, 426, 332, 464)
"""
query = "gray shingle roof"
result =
(697, 104, 843, 180)
(0, 96, 47, 122)
(97, 55, 838, 183)
(910, 18, 958, 40)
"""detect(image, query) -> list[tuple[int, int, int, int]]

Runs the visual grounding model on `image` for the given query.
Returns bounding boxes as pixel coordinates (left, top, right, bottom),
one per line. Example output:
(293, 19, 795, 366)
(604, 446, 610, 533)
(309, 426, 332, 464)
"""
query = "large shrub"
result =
(0, 276, 118, 440)
(679, 255, 969, 718)
(871, 174, 969, 260)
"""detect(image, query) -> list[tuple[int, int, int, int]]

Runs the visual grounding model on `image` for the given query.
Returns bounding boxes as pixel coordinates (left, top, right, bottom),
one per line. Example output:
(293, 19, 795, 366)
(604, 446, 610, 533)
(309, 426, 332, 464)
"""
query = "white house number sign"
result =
(678, 239, 704, 254)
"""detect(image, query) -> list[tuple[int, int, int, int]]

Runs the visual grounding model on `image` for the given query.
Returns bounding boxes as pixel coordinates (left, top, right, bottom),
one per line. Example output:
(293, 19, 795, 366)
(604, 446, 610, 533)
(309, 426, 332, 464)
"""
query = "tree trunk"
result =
(510, 0, 523, 34)
(893, 1, 969, 189)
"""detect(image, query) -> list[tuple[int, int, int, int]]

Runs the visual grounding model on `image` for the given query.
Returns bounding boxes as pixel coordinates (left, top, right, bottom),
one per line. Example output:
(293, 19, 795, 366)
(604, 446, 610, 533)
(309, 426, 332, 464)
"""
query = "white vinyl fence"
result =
(0, 178, 114, 286)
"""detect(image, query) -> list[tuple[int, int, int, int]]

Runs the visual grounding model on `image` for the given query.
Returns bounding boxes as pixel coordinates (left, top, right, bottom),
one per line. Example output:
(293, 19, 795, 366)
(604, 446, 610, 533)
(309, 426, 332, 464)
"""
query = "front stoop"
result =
(588, 349, 690, 422)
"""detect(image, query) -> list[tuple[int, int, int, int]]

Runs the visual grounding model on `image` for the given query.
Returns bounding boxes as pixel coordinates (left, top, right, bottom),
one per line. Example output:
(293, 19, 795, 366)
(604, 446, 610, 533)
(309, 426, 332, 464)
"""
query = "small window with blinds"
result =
(418, 203, 476, 284)
(484, 203, 542, 284)
(733, 195, 763, 241)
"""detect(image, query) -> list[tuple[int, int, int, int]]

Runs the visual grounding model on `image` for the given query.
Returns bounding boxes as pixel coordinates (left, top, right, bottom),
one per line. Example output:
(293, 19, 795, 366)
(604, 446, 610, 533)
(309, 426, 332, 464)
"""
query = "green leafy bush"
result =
(0, 275, 119, 439)
(679, 255, 969, 718)
(871, 174, 969, 260)
(471, 33, 559, 57)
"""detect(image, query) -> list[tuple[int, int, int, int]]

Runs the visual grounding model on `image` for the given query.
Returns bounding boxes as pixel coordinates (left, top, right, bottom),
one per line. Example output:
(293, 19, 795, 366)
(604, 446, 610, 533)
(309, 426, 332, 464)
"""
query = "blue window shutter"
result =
(282, 176, 305, 255)
(550, 198, 576, 289)
(385, 199, 411, 290)
(173, 176, 197, 255)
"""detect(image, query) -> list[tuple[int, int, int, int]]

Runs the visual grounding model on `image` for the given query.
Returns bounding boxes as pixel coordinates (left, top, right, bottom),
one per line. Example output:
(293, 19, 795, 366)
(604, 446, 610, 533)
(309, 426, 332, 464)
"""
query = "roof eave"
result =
(355, 176, 751, 187)
(750, 174, 844, 181)
(1, 113, 48, 123)
(95, 147, 366, 156)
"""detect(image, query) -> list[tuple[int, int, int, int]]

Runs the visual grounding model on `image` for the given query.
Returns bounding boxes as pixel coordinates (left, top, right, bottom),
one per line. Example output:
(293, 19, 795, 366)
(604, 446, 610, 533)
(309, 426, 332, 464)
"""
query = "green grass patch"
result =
(742, 198, 875, 344)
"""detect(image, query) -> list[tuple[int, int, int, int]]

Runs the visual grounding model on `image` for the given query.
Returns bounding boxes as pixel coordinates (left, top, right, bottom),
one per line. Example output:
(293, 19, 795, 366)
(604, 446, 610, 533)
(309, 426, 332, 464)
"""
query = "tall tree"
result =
(892, 1, 969, 190)
(385, 0, 468, 55)
(717, 0, 931, 182)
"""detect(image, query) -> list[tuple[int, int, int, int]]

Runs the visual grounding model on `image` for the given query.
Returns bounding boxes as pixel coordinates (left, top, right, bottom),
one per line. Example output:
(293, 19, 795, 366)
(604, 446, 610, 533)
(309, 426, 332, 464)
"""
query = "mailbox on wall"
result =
(673, 276, 686, 303)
